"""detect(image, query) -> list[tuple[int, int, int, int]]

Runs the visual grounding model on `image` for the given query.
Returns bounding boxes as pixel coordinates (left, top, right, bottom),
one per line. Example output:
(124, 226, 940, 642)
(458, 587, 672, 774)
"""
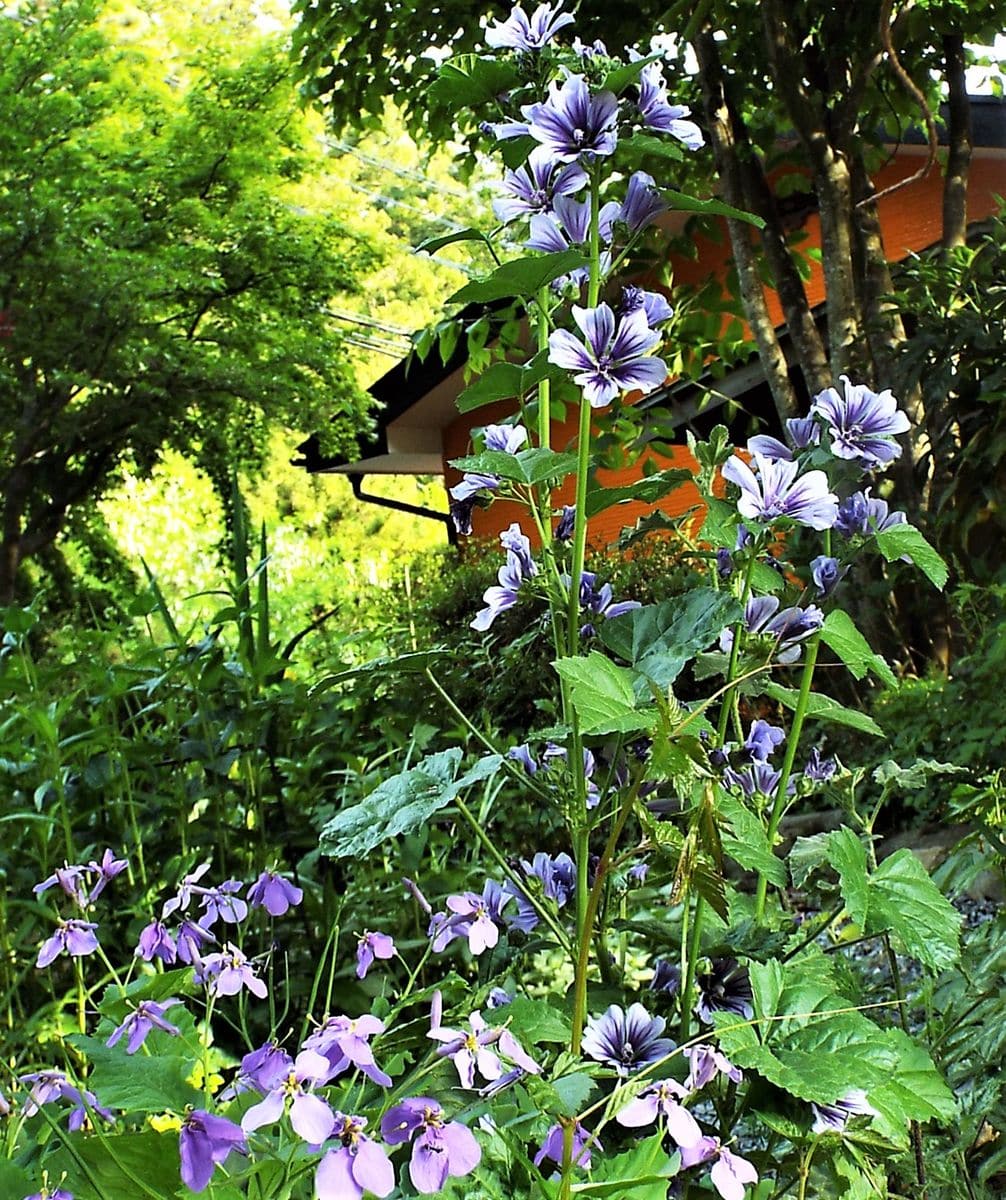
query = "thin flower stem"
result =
(536, 284, 552, 455)
(716, 549, 758, 746)
(569, 775, 642, 1052)
(424, 669, 556, 807)
(679, 893, 706, 1043)
(755, 632, 822, 920)
(452, 793, 573, 955)
(797, 1140, 819, 1200)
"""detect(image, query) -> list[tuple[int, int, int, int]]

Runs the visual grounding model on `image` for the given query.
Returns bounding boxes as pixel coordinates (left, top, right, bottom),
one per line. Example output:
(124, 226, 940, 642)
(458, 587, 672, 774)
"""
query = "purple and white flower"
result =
(803, 747, 837, 783)
(811, 376, 910, 470)
(548, 302, 666, 408)
(722, 452, 838, 530)
(694, 961, 754, 1024)
(619, 284, 674, 327)
(834, 489, 907, 538)
(720, 595, 824, 665)
(635, 60, 704, 148)
(582, 1002, 674, 1074)
(482, 423, 529, 454)
(523, 74, 618, 162)
(618, 171, 668, 233)
(381, 1098, 481, 1194)
(810, 1088, 875, 1134)
(471, 526, 538, 631)
(493, 149, 588, 224)
(743, 720, 785, 763)
(810, 554, 845, 598)
(485, 2, 574, 52)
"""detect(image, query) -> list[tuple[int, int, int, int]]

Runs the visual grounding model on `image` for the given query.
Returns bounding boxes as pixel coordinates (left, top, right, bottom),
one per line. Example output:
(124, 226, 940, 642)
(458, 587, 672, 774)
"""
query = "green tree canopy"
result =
(0, 0, 379, 602)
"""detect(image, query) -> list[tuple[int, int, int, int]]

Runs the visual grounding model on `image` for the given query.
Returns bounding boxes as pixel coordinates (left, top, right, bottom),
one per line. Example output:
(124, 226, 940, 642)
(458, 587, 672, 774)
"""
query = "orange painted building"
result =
(297, 99, 1005, 550)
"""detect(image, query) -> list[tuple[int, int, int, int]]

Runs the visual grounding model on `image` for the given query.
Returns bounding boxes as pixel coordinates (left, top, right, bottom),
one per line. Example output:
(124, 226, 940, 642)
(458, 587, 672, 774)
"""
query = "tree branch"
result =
(693, 31, 798, 423)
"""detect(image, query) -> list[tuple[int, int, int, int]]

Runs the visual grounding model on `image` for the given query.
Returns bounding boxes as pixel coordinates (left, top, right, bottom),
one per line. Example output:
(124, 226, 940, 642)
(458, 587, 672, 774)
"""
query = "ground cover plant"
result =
(1, 6, 997, 1199)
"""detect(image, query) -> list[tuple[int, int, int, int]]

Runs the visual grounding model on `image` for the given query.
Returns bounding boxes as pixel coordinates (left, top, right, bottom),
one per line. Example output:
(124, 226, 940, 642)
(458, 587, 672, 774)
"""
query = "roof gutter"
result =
(346, 471, 457, 546)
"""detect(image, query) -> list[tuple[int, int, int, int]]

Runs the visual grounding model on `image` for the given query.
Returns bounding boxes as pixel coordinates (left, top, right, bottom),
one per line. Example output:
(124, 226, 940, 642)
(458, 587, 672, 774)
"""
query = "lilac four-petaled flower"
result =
(616, 1077, 703, 1149)
(247, 870, 303, 917)
(303, 1013, 393, 1088)
(381, 1097, 481, 1195)
(548, 303, 666, 408)
(106, 998, 182, 1055)
(316, 1112, 396, 1199)
(241, 1048, 336, 1146)
(36, 919, 99, 969)
(179, 1109, 247, 1193)
(356, 930, 395, 979)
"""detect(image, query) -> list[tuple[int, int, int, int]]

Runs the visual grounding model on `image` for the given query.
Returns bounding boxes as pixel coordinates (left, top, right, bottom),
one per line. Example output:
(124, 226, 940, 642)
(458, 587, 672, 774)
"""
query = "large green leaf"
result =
(428, 54, 521, 112)
(456, 352, 565, 414)
(68, 1035, 201, 1113)
(449, 249, 590, 304)
(599, 589, 741, 690)
(827, 827, 870, 927)
(319, 750, 503, 859)
(46, 1129, 192, 1200)
(450, 447, 579, 487)
(867, 849, 960, 972)
(579, 1133, 678, 1199)
(584, 468, 694, 518)
(875, 524, 948, 590)
(661, 187, 765, 227)
(416, 227, 497, 256)
(821, 610, 897, 687)
(717, 791, 786, 885)
(716, 953, 955, 1136)
(0, 1162, 33, 1198)
(552, 652, 655, 735)
(763, 682, 884, 737)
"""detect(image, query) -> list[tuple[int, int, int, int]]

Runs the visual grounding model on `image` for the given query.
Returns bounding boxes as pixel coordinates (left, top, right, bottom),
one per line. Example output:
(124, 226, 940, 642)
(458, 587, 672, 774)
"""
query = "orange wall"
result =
(443, 152, 1006, 550)
(444, 399, 704, 549)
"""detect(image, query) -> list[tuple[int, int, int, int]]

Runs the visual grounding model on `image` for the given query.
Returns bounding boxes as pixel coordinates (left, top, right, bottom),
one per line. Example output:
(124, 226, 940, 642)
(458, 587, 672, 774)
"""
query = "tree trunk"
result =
(759, 0, 867, 380)
(942, 33, 972, 250)
(693, 31, 798, 426)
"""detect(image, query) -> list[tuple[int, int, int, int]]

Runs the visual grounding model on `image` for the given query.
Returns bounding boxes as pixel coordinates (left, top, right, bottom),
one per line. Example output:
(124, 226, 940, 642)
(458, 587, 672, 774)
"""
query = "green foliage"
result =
(320, 749, 503, 859)
(892, 217, 1006, 583)
(598, 589, 741, 690)
(0, 0, 374, 598)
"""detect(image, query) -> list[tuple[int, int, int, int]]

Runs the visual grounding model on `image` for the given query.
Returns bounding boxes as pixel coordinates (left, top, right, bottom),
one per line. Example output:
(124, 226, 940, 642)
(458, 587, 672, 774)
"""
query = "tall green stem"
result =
(560, 170, 603, 1200)
(754, 633, 822, 918)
